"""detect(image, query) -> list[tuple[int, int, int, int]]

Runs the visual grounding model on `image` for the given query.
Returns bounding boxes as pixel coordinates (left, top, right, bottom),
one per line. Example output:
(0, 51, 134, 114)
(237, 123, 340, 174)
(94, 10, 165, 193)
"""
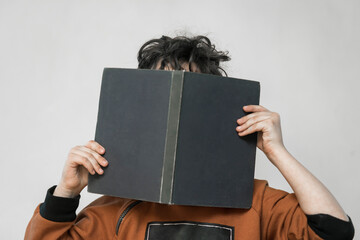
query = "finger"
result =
(237, 112, 256, 125)
(243, 105, 269, 113)
(78, 146, 108, 167)
(237, 111, 271, 125)
(85, 140, 105, 155)
(72, 148, 104, 175)
(238, 121, 266, 136)
(70, 153, 96, 175)
(236, 114, 271, 132)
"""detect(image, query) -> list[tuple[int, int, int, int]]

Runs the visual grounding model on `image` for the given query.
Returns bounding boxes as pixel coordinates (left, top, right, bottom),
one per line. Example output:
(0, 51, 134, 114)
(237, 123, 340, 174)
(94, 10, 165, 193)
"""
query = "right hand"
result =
(53, 140, 108, 198)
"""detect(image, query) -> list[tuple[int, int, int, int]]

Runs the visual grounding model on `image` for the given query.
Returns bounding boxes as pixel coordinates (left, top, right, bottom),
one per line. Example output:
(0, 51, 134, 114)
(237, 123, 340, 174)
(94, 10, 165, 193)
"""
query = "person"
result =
(25, 35, 354, 240)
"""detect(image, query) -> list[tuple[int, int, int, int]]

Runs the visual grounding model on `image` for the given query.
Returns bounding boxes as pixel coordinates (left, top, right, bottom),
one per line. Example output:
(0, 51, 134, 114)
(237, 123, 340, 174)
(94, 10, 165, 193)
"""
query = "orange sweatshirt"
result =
(25, 179, 348, 240)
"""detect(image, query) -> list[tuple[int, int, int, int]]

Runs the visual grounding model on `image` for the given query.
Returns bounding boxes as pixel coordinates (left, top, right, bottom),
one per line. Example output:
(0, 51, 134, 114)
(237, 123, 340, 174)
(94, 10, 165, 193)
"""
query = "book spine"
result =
(159, 70, 184, 204)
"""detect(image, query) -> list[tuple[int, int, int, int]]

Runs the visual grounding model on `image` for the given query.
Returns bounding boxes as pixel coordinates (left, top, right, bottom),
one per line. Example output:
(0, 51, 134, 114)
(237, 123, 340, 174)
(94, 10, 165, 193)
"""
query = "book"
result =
(88, 68, 260, 208)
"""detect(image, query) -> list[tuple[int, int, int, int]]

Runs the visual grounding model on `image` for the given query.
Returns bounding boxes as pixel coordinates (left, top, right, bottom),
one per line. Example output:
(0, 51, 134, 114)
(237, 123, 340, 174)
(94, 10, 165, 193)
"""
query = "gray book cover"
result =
(88, 68, 260, 208)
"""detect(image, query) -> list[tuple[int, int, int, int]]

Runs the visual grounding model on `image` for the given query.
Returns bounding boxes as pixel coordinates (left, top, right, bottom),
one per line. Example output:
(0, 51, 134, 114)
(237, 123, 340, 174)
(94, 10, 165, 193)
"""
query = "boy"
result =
(25, 35, 354, 239)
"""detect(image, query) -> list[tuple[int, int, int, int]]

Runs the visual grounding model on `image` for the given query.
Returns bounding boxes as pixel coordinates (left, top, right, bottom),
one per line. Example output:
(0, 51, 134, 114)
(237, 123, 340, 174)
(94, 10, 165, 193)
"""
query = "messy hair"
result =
(137, 35, 231, 76)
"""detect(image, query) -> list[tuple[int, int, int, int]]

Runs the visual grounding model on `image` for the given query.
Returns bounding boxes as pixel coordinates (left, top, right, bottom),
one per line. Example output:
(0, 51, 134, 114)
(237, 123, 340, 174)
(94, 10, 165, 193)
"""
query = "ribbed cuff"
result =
(39, 185, 80, 222)
(307, 213, 355, 240)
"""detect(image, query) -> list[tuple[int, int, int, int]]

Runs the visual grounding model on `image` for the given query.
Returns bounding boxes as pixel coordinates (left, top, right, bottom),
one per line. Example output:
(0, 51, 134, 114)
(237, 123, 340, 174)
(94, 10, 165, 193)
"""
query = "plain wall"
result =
(0, 0, 359, 238)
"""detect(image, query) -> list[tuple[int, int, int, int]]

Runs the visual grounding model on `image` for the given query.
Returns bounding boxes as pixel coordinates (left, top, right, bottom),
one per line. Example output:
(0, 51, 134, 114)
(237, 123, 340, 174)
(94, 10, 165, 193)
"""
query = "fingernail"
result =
(99, 169, 103, 174)
(236, 126, 242, 130)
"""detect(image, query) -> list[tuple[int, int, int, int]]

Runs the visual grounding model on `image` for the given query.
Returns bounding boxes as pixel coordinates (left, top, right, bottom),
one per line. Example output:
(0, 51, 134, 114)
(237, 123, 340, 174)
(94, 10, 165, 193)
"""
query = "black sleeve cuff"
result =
(307, 213, 355, 240)
(39, 185, 80, 222)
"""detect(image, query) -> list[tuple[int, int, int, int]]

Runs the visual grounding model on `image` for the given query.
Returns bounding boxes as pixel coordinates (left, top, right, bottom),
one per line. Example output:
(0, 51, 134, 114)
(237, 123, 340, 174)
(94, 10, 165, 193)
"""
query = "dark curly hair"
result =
(137, 35, 231, 76)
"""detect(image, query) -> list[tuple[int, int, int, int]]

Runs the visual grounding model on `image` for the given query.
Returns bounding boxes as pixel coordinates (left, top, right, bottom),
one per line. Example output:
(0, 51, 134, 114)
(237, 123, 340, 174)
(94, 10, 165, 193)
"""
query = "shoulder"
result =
(252, 179, 294, 213)
(77, 195, 134, 220)
(253, 178, 290, 197)
(86, 195, 131, 207)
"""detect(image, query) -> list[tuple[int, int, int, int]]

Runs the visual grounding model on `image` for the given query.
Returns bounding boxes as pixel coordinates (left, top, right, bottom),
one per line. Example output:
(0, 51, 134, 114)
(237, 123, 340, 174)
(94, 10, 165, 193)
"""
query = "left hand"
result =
(236, 105, 285, 158)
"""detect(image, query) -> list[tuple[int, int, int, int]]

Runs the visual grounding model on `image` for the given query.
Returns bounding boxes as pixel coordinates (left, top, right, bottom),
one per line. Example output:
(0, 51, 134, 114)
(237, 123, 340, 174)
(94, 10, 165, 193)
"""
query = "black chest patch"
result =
(145, 221, 234, 240)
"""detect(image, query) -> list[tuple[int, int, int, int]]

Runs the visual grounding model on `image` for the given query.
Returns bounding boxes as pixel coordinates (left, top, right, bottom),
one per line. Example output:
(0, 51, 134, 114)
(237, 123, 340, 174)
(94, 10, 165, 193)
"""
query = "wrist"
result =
(54, 184, 79, 198)
(264, 145, 290, 166)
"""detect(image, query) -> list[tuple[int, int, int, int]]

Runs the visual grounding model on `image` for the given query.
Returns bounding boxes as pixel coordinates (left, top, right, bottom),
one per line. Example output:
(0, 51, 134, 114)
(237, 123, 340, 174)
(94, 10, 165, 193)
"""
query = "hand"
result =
(53, 140, 108, 198)
(236, 105, 285, 160)
(236, 106, 350, 222)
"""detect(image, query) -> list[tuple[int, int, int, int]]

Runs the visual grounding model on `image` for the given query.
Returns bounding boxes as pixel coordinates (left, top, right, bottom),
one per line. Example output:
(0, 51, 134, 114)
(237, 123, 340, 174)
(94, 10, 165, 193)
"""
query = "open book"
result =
(88, 68, 260, 208)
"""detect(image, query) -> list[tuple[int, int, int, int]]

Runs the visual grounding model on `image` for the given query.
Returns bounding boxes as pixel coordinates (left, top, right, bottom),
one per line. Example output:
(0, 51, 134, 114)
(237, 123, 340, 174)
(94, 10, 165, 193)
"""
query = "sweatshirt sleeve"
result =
(306, 213, 354, 240)
(24, 186, 122, 240)
(259, 182, 354, 240)
(39, 185, 80, 222)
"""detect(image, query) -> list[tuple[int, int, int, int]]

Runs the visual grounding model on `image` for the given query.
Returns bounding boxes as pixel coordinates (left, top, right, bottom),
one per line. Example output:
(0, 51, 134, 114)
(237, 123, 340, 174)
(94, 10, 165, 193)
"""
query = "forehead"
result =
(154, 60, 201, 73)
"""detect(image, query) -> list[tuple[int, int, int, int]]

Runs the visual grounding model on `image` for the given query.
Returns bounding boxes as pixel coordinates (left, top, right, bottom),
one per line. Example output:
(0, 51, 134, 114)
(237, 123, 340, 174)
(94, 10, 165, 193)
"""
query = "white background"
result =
(0, 0, 359, 239)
